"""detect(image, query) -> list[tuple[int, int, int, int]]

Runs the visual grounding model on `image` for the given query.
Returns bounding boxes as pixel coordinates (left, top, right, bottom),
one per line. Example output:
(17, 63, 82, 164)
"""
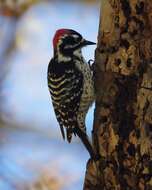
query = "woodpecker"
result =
(47, 29, 96, 158)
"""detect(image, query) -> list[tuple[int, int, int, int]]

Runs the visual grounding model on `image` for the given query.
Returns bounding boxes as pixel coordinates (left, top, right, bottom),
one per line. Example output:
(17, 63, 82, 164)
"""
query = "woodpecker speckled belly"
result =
(47, 29, 96, 158)
(75, 55, 94, 130)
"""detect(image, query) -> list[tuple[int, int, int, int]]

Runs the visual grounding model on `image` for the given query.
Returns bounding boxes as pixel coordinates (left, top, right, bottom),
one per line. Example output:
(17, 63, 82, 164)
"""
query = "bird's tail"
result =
(66, 124, 98, 160)
(73, 126, 96, 159)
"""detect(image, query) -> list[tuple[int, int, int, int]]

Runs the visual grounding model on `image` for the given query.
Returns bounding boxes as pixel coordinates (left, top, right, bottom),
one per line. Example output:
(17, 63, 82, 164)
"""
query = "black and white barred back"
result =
(48, 56, 94, 142)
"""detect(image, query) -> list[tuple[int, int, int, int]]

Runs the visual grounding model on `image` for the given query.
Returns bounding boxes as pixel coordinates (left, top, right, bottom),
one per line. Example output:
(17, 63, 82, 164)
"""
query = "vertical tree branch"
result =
(84, 0, 152, 189)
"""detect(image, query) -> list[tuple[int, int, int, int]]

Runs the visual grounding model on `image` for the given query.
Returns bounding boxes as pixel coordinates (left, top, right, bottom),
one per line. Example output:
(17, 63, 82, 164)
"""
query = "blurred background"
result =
(0, 0, 99, 189)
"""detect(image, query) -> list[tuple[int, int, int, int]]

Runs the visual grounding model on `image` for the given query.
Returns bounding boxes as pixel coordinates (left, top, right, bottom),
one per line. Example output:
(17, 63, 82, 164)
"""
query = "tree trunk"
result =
(84, 0, 152, 189)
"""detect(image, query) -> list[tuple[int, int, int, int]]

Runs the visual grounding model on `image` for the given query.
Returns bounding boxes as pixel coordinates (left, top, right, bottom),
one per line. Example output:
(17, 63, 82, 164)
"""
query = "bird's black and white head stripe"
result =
(53, 29, 95, 58)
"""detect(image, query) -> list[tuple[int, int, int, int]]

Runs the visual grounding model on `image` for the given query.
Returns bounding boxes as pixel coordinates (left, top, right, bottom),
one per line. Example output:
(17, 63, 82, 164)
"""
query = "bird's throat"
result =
(56, 49, 83, 63)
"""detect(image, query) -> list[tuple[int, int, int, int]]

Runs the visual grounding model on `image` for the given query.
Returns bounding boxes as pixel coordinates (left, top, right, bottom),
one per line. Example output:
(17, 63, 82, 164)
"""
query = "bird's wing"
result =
(48, 59, 83, 142)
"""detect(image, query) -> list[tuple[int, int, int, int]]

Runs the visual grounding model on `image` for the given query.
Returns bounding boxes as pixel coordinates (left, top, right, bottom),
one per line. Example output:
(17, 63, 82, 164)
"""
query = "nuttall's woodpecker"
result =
(47, 29, 96, 158)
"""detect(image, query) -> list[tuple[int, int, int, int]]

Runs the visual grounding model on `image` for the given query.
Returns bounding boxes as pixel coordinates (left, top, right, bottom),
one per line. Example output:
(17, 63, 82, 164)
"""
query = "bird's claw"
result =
(88, 59, 94, 70)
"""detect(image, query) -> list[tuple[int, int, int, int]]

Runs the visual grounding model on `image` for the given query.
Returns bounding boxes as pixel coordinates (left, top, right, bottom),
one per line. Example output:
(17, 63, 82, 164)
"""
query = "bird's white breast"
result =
(75, 56, 95, 129)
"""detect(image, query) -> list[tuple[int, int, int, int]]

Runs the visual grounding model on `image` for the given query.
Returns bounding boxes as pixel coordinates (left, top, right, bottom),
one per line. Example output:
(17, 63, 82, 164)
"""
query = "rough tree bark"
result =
(84, 0, 152, 189)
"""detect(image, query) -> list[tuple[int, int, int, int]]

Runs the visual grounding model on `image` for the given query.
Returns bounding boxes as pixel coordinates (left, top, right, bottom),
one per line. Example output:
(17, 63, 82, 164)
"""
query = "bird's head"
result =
(53, 29, 96, 60)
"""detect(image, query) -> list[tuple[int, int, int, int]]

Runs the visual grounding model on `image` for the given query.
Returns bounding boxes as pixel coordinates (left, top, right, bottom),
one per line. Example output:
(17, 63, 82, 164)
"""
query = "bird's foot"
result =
(88, 59, 94, 70)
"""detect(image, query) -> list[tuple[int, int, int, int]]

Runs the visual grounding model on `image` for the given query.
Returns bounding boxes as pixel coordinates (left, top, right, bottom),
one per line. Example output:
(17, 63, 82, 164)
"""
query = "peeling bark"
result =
(84, 0, 152, 189)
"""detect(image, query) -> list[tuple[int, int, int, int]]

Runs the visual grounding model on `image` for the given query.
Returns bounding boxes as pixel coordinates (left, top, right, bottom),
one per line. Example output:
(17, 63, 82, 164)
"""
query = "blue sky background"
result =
(0, 1, 100, 189)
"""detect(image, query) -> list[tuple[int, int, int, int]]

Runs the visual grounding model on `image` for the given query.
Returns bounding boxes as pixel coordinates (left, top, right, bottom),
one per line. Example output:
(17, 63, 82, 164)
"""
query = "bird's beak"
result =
(81, 39, 96, 46)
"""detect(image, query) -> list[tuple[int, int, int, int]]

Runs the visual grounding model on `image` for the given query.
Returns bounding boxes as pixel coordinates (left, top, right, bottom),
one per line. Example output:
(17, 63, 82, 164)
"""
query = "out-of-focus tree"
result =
(84, 0, 152, 189)
(0, 0, 40, 17)
(28, 173, 64, 190)
(0, 0, 40, 123)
